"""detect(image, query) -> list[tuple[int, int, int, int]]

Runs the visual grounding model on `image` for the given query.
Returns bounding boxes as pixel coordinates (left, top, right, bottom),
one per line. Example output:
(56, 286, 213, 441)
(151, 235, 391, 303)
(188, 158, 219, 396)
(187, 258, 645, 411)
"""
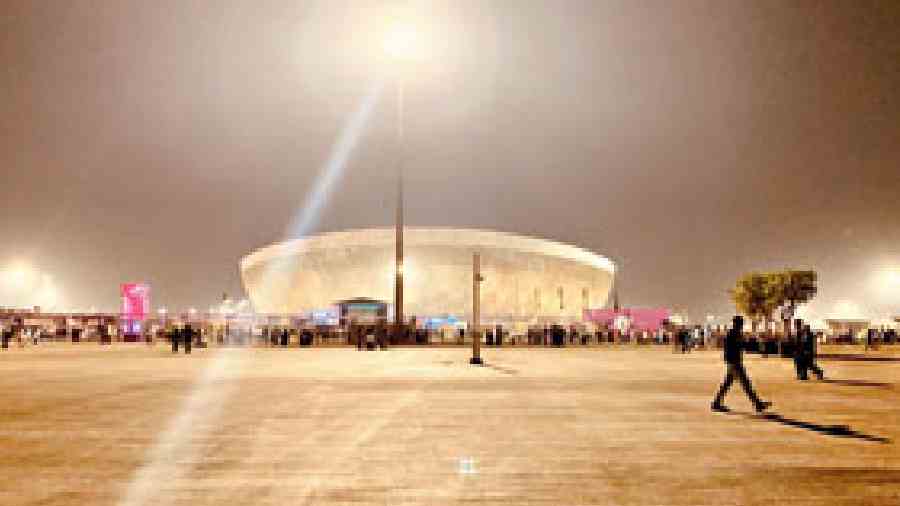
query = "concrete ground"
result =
(1, 344, 899, 505)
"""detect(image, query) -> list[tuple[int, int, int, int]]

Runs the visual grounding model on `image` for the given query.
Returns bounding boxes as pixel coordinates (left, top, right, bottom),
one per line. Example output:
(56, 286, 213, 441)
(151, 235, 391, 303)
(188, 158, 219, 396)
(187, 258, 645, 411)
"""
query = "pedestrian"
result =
(680, 329, 691, 353)
(366, 327, 376, 350)
(795, 322, 824, 380)
(711, 316, 772, 413)
(171, 327, 180, 353)
(184, 325, 192, 354)
(281, 328, 289, 347)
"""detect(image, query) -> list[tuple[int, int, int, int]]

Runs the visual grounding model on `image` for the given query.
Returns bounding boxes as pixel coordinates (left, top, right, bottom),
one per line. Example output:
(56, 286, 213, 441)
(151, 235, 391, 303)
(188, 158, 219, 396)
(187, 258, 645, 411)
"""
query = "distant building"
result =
(240, 227, 615, 325)
(824, 318, 870, 341)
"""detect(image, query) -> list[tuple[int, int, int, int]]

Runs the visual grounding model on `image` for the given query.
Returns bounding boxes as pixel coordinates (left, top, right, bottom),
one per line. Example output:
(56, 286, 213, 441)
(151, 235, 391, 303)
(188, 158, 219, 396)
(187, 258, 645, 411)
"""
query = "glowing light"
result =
(3, 263, 31, 285)
(158, 308, 168, 315)
(879, 267, 900, 289)
(458, 457, 478, 475)
(383, 21, 420, 61)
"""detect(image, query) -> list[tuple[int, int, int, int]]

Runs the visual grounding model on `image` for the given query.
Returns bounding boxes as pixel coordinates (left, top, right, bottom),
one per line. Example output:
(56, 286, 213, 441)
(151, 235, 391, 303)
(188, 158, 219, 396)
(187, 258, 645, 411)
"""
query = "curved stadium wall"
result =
(240, 228, 615, 323)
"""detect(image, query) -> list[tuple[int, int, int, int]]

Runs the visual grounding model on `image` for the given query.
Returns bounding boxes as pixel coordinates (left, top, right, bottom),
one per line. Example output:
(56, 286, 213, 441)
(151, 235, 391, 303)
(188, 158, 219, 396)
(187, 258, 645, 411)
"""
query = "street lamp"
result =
(383, 21, 418, 344)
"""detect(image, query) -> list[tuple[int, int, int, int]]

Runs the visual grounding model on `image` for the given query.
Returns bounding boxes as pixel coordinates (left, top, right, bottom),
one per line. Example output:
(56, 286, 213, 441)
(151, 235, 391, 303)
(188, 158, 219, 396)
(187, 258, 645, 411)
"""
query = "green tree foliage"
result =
(729, 272, 773, 325)
(773, 270, 818, 314)
(730, 270, 818, 325)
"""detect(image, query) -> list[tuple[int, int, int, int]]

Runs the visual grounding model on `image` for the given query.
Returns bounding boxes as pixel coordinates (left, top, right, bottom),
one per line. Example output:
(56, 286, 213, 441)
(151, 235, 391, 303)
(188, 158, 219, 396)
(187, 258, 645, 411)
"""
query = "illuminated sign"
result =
(584, 308, 670, 331)
(120, 283, 150, 320)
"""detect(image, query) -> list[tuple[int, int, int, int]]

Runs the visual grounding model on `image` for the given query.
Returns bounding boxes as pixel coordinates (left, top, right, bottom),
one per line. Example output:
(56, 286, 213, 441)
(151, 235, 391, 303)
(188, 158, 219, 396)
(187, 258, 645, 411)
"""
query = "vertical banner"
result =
(121, 283, 150, 334)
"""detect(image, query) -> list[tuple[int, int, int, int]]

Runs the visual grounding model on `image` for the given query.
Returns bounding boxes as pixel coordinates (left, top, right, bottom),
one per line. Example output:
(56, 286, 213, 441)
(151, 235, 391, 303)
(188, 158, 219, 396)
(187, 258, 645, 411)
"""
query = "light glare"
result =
(383, 22, 419, 61)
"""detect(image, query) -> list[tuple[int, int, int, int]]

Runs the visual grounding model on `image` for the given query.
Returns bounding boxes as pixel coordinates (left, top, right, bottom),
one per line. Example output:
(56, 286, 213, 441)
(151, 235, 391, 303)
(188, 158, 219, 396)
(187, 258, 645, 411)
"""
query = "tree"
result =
(730, 269, 817, 336)
(770, 270, 817, 337)
(775, 269, 818, 315)
(729, 273, 774, 331)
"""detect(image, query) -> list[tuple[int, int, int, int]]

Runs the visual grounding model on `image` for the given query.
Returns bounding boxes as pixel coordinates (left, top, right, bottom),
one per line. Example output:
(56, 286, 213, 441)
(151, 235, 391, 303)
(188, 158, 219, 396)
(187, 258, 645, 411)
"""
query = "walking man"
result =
(712, 315, 772, 412)
(795, 321, 824, 380)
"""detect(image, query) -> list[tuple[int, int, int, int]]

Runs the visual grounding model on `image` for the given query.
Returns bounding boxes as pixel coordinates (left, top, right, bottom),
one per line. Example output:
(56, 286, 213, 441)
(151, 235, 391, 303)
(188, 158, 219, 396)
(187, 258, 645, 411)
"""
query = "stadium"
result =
(240, 227, 615, 324)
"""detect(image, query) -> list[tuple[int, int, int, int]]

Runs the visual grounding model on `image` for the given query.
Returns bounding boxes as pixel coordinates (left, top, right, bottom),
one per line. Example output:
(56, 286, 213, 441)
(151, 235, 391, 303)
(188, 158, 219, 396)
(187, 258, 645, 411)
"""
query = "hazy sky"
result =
(2, 0, 898, 320)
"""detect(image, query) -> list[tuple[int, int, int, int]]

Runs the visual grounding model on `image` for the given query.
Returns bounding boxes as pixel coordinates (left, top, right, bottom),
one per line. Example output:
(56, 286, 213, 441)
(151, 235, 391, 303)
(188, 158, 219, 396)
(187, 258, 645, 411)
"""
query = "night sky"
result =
(2, 1, 898, 321)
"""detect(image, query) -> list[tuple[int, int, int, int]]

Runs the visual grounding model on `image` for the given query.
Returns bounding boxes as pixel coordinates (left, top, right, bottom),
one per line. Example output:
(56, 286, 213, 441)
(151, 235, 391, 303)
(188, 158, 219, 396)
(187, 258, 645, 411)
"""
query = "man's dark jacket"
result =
(724, 328, 743, 364)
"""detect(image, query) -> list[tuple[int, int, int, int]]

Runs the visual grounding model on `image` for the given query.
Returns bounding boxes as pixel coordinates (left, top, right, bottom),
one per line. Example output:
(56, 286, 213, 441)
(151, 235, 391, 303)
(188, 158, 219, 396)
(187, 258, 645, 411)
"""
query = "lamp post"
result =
(471, 252, 484, 365)
(394, 75, 405, 344)
(383, 22, 417, 344)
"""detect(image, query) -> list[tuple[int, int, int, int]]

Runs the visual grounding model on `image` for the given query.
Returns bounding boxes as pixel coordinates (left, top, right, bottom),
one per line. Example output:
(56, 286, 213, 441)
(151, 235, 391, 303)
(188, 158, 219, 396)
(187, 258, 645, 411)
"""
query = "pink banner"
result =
(583, 308, 670, 331)
(120, 283, 150, 320)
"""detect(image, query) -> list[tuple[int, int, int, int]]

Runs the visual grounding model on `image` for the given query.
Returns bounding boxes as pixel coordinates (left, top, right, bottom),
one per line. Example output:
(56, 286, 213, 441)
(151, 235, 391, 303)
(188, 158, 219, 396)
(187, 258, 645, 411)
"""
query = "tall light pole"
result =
(383, 21, 417, 343)
(394, 76, 405, 342)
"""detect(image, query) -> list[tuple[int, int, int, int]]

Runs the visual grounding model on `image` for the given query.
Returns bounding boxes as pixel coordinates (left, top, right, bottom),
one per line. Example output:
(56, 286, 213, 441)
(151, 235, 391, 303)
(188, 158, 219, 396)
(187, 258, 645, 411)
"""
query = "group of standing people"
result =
(711, 315, 825, 412)
(170, 325, 194, 354)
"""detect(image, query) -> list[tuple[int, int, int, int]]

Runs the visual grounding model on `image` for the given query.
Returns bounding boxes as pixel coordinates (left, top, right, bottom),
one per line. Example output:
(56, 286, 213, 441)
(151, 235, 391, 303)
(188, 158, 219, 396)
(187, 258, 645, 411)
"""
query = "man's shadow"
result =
(722, 409, 890, 444)
(820, 378, 893, 388)
(817, 354, 900, 363)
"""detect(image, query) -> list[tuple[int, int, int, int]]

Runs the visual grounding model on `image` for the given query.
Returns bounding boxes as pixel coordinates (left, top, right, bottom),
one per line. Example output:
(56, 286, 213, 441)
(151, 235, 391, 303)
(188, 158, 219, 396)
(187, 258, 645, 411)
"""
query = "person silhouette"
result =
(795, 322, 824, 380)
(184, 324, 192, 354)
(712, 315, 772, 412)
(171, 327, 180, 353)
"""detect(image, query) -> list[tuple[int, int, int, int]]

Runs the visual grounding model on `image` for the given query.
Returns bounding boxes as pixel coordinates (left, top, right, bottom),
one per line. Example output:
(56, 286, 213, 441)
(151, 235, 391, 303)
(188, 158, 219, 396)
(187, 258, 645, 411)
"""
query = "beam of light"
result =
(286, 82, 383, 240)
(118, 84, 384, 505)
(251, 81, 383, 310)
(117, 349, 244, 506)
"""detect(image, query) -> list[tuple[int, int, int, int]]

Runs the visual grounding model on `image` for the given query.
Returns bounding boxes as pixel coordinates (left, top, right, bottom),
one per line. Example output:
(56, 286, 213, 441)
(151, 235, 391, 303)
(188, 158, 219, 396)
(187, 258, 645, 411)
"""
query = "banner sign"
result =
(583, 308, 671, 331)
(120, 283, 150, 320)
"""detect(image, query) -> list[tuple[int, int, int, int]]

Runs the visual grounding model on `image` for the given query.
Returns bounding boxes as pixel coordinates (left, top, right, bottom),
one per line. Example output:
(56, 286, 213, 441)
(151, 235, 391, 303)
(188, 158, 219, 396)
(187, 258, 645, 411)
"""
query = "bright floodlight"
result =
(884, 268, 900, 286)
(383, 21, 419, 61)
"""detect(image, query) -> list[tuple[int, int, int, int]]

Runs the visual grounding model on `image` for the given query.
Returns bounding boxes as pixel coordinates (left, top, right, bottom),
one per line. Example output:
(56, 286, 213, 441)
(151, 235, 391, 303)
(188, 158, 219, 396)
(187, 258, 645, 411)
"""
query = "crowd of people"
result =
(2, 316, 897, 351)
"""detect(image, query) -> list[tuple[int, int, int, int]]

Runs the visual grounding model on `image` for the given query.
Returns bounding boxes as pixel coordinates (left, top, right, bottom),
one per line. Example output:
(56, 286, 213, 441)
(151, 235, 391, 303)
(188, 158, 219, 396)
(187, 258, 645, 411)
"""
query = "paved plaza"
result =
(1, 345, 899, 505)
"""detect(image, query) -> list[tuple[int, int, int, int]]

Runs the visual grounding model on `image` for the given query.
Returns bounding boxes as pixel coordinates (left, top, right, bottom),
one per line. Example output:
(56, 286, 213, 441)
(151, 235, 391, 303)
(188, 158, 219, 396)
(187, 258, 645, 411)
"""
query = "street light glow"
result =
(383, 21, 420, 62)
(882, 267, 900, 287)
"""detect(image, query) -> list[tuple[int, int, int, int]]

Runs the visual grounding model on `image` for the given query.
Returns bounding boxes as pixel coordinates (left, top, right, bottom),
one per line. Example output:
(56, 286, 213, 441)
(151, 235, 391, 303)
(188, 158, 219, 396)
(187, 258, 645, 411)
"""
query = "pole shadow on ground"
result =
(484, 363, 519, 375)
(723, 410, 891, 444)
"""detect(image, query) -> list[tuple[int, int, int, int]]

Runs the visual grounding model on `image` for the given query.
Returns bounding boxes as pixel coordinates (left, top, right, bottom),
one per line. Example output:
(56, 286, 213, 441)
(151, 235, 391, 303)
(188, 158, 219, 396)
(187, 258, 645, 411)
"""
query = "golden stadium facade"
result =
(240, 228, 615, 322)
